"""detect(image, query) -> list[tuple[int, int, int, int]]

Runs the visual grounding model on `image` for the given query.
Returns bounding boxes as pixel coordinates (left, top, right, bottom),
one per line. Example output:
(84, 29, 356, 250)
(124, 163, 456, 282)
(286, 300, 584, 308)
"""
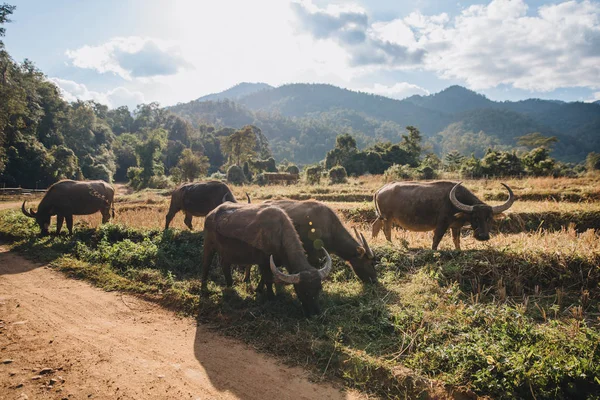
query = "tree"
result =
(517, 132, 558, 150)
(444, 151, 465, 172)
(113, 133, 140, 182)
(220, 126, 256, 166)
(176, 148, 209, 182)
(0, 3, 15, 39)
(586, 152, 600, 172)
(134, 128, 167, 187)
(521, 147, 555, 176)
(400, 126, 422, 166)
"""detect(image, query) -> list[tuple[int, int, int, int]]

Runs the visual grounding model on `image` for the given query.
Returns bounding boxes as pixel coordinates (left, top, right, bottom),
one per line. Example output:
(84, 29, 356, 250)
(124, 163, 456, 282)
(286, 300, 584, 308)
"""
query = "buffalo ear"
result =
(356, 246, 366, 258)
(493, 212, 507, 220)
(453, 212, 468, 221)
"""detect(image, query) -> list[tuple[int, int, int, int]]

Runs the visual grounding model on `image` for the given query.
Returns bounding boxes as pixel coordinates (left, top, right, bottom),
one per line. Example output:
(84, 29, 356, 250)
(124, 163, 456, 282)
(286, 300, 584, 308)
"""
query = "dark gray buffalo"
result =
(164, 181, 249, 230)
(372, 181, 514, 250)
(202, 202, 332, 317)
(264, 200, 377, 283)
(21, 179, 115, 236)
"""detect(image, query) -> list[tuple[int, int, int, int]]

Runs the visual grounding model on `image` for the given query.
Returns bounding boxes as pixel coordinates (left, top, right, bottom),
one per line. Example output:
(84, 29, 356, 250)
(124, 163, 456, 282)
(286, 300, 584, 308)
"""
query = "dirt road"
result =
(0, 247, 364, 400)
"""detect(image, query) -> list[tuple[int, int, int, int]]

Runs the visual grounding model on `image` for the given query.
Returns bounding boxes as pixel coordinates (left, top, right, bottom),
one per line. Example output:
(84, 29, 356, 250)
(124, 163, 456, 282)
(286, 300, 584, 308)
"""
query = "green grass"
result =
(1, 209, 600, 399)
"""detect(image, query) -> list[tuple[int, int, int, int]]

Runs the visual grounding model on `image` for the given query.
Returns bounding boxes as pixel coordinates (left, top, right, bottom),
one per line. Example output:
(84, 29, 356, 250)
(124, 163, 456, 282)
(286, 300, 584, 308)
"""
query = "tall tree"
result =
(220, 126, 256, 166)
(176, 148, 209, 182)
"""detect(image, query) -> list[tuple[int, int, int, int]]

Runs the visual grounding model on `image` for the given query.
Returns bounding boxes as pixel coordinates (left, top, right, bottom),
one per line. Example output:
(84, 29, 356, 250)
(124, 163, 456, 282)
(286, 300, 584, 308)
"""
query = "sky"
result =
(4, 0, 600, 109)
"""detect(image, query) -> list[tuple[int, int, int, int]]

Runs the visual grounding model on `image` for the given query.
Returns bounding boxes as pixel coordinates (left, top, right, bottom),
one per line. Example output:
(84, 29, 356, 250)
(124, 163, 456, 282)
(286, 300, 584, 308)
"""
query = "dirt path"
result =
(0, 202, 22, 211)
(0, 247, 365, 400)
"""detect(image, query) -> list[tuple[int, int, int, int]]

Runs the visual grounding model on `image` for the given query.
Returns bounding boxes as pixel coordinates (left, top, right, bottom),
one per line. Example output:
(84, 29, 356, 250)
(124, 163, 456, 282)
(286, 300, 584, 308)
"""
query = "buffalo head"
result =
(21, 201, 51, 236)
(450, 182, 514, 241)
(350, 227, 377, 283)
(269, 248, 332, 317)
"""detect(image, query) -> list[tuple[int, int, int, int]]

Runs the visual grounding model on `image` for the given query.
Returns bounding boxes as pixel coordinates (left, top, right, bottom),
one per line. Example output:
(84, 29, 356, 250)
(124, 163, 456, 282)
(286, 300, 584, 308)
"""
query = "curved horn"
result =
(222, 193, 230, 203)
(317, 248, 333, 280)
(449, 182, 474, 213)
(269, 255, 301, 284)
(352, 226, 361, 242)
(491, 183, 515, 214)
(245, 192, 251, 204)
(21, 201, 35, 218)
(359, 232, 374, 259)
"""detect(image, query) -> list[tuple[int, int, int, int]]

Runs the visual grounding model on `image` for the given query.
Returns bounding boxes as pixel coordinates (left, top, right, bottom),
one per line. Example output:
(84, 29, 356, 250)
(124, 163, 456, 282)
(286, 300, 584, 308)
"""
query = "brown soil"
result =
(0, 247, 366, 400)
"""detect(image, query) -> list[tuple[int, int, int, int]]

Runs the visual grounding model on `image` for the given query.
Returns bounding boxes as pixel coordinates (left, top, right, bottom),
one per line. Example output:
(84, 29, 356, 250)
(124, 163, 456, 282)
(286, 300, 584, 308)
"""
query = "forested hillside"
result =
(170, 83, 600, 163)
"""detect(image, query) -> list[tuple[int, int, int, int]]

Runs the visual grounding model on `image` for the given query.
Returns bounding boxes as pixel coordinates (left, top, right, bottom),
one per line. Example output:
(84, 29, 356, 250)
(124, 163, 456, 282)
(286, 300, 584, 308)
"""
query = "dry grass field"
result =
(1, 175, 600, 399)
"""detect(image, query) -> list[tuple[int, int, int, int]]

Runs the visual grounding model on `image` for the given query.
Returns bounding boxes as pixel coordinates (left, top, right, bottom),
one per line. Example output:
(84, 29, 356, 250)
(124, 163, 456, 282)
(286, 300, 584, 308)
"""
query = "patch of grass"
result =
(2, 208, 600, 399)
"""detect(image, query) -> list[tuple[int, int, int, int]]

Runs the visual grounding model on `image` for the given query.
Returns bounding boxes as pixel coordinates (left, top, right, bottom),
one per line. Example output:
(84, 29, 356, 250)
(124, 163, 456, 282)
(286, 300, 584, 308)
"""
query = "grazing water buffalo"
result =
(372, 181, 514, 250)
(264, 200, 377, 283)
(164, 181, 249, 230)
(202, 202, 332, 317)
(21, 179, 115, 236)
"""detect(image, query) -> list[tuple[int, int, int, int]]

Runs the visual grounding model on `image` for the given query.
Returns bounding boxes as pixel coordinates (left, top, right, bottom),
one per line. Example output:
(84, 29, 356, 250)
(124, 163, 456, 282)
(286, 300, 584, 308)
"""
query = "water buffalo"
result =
(164, 181, 249, 230)
(372, 181, 514, 250)
(201, 202, 332, 317)
(264, 200, 376, 283)
(21, 179, 115, 236)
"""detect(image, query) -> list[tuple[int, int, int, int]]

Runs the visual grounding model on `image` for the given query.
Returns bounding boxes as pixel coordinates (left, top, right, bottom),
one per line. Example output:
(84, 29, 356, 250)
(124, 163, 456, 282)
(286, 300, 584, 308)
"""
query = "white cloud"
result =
(294, 0, 600, 92)
(358, 82, 429, 99)
(49, 78, 145, 109)
(66, 37, 192, 80)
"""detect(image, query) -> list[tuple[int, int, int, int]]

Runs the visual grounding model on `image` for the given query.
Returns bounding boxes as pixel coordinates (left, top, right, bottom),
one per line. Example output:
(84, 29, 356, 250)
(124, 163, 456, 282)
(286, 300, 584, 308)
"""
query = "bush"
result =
(383, 164, 418, 181)
(147, 175, 173, 189)
(254, 173, 267, 186)
(243, 161, 253, 181)
(209, 172, 226, 181)
(286, 164, 300, 175)
(126, 167, 144, 190)
(328, 166, 348, 184)
(227, 165, 245, 185)
(305, 165, 322, 185)
(418, 165, 437, 180)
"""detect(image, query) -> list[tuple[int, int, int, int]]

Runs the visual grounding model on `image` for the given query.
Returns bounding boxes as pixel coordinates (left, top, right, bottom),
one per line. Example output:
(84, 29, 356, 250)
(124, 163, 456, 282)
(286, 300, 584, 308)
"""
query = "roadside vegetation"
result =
(1, 176, 600, 400)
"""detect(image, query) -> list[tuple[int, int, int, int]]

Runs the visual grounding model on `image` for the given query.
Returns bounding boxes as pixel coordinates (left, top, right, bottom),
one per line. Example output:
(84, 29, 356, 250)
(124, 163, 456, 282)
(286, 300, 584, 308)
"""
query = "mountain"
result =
(169, 83, 600, 164)
(403, 85, 495, 114)
(196, 82, 273, 102)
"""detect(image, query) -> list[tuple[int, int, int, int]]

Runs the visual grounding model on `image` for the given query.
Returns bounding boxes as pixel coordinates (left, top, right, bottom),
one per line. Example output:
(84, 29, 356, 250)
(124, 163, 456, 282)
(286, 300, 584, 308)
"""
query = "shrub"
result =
(147, 175, 173, 189)
(209, 172, 226, 181)
(305, 165, 322, 185)
(383, 164, 418, 181)
(328, 166, 348, 184)
(254, 173, 267, 186)
(418, 166, 437, 180)
(126, 167, 144, 190)
(286, 164, 300, 175)
(243, 161, 253, 181)
(227, 165, 245, 185)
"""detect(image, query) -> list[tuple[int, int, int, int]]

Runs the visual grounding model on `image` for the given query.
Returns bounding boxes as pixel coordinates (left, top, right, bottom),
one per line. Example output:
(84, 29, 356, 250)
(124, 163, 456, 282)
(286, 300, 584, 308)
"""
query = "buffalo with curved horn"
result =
(21, 179, 115, 236)
(372, 180, 514, 250)
(164, 181, 250, 230)
(201, 202, 332, 317)
(262, 200, 376, 283)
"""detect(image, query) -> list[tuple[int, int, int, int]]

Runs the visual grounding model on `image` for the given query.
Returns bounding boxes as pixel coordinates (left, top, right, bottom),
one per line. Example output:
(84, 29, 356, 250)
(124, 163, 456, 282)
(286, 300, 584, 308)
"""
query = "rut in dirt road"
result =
(0, 247, 365, 400)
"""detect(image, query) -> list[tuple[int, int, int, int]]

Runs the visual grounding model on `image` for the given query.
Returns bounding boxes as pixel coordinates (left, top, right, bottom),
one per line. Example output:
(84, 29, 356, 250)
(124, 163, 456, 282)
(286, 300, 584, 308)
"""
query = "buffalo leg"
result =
(243, 265, 252, 283)
(164, 205, 180, 230)
(183, 212, 193, 230)
(220, 258, 234, 287)
(201, 238, 215, 295)
(432, 223, 450, 250)
(65, 215, 74, 235)
(371, 218, 383, 239)
(101, 208, 111, 224)
(56, 215, 64, 235)
(383, 219, 393, 242)
(257, 263, 275, 299)
(451, 227, 461, 250)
